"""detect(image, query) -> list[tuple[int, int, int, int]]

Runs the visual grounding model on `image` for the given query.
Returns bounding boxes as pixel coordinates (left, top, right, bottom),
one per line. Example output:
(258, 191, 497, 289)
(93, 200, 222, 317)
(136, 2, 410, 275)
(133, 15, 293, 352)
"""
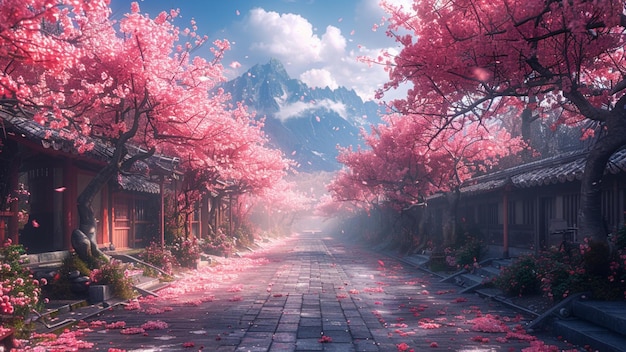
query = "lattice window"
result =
(522, 199, 535, 226)
(562, 194, 580, 227)
(601, 189, 617, 231)
(508, 201, 516, 225)
(478, 203, 498, 225)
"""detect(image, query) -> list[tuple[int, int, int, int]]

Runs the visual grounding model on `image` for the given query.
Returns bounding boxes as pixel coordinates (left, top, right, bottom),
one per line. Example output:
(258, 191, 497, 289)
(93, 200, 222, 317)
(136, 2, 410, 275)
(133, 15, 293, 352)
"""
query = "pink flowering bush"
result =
(90, 259, 135, 299)
(495, 227, 626, 301)
(169, 236, 201, 268)
(201, 227, 235, 257)
(1, 183, 30, 230)
(139, 242, 176, 275)
(0, 239, 46, 333)
(447, 235, 486, 270)
(493, 254, 542, 296)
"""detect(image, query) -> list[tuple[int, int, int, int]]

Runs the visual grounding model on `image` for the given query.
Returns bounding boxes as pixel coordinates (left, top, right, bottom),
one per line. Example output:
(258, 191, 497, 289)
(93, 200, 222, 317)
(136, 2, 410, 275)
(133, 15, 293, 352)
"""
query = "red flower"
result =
(318, 335, 332, 343)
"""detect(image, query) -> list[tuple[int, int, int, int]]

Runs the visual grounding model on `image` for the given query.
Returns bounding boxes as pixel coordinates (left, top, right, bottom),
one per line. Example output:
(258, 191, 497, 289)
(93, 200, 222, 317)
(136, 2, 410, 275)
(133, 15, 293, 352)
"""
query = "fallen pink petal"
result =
(120, 327, 145, 335)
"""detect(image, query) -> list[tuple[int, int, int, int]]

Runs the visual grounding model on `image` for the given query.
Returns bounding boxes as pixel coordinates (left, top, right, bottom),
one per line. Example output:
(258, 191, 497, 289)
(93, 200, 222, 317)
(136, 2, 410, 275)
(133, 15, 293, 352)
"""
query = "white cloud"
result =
(320, 25, 346, 60)
(247, 9, 323, 65)
(225, 5, 407, 102)
(300, 69, 338, 90)
(318, 100, 348, 119)
(276, 99, 348, 122)
(275, 101, 314, 122)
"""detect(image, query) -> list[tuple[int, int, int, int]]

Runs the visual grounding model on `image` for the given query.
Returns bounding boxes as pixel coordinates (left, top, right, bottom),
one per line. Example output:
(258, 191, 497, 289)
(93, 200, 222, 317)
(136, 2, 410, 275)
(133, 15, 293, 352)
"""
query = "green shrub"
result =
(494, 255, 541, 296)
(201, 227, 235, 257)
(139, 242, 176, 275)
(169, 236, 200, 269)
(89, 259, 136, 299)
(494, 230, 626, 302)
(44, 253, 92, 300)
(454, 237, 487, 269)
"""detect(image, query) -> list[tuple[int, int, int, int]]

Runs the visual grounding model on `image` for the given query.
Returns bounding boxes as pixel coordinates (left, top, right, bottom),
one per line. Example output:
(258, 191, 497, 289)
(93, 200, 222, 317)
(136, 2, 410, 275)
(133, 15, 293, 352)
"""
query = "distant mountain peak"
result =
(248, 58, 290, 82)
(222, 59, 381, 171)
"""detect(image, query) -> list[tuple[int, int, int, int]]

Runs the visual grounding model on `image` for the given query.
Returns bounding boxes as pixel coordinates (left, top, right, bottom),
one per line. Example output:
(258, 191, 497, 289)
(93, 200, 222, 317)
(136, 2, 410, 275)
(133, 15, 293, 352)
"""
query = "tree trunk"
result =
(578, 108, 626, 275)
(441, 188, 460, 247)
(520, 107, 536, 162)
(71, 163, 117, 264)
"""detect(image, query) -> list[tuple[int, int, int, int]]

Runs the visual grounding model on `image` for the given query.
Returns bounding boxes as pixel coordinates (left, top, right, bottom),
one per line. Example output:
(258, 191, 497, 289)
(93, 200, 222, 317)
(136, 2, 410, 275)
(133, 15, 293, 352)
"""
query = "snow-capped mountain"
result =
(221, 59, 381, 171)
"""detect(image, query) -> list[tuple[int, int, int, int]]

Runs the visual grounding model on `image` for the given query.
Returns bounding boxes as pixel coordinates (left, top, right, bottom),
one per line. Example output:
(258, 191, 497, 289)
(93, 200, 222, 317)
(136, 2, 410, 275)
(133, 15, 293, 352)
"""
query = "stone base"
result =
(89, 285, 112, 303)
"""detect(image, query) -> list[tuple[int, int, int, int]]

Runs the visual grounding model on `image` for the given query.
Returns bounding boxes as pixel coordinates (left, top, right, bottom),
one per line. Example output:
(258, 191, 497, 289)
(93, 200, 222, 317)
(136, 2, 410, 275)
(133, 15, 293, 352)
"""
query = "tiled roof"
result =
(117, 174, 160, 194)
(1, 108, 178, 194)
(459, 148, 626, 195)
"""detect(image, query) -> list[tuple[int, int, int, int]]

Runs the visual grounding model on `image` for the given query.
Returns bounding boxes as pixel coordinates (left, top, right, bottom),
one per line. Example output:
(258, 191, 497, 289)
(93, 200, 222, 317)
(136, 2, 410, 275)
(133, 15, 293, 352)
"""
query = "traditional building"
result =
(427, 149, 626, 257)
(0, 110, 182, 253)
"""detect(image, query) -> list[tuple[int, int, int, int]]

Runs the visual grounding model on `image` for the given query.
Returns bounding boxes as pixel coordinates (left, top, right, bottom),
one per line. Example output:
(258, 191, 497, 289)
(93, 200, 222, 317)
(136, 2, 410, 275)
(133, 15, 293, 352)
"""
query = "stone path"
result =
(23, 233, 580, 351)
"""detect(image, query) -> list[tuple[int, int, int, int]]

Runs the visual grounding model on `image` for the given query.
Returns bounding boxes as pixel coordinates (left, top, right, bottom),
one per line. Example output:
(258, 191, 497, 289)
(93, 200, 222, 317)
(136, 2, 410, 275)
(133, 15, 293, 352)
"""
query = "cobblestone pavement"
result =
(26, 233, 579, 351)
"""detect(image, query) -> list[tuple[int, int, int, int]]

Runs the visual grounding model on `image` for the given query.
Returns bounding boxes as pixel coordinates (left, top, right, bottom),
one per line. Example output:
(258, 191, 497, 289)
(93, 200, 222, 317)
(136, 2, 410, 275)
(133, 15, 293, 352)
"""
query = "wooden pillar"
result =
(0, 214, 7, 244)
(502, 187, 509, 258)
(160, 176, 165, 248)
(63, 160, 76, 250)
(7, 155, 20, 244)
(228, 193, 233, 237)
(104, 187, 112, 248)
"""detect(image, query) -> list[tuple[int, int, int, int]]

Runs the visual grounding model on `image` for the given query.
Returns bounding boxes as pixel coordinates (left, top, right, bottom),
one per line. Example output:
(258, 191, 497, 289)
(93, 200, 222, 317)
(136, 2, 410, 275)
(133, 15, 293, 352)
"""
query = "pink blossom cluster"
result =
(140, 320, 168, 330)
(27, 329, 94, 350)
(470, 314, 508, 333)
(120, 327, 145, 335)
(0, 293, 14, 314)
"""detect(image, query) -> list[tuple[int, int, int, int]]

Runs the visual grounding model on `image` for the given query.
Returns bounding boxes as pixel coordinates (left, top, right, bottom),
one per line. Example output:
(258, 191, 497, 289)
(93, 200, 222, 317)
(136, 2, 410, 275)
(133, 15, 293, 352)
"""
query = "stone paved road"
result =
(26, 233, 579, 351)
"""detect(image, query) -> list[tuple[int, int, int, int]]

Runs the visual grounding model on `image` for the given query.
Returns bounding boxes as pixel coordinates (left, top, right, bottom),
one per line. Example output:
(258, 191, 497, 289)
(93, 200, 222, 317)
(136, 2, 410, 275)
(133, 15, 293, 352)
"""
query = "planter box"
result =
(89, 284, 112, 303)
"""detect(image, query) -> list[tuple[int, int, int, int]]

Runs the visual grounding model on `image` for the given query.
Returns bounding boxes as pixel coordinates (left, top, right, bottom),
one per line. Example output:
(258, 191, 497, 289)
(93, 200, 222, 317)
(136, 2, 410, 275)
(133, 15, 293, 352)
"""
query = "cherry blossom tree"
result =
(255, 179, 313, 236)
(328, 113, 523, 246)
(0, 1, 288, 263)
(371, 0, 625, 268)
(172, 106, 291, 238)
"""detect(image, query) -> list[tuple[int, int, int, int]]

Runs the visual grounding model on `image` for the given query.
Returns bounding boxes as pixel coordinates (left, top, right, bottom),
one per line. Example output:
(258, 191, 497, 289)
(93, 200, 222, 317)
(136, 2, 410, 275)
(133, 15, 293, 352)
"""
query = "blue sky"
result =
(109, 0, 409, 101)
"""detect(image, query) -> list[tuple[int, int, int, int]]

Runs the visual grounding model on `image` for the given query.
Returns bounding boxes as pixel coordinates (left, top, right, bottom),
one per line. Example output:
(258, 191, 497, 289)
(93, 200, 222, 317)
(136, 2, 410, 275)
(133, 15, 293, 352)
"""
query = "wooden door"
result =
(113, 198, 130, 249)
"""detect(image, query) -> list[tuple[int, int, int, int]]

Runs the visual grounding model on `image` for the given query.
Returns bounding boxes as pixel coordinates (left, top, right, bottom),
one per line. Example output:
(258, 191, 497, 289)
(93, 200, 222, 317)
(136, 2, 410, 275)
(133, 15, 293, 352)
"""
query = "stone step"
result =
(491, 258, 513, 269)
(476, 265, 500, 277)
(554, 318, 626, 352)
(455, 273, 486, 287)
(398, 254, 430, 267)
(571, 300, 626, 337)
(132, 273, 171, 296)
(29, 299, 88, 332)
(34, 300, 88, 320)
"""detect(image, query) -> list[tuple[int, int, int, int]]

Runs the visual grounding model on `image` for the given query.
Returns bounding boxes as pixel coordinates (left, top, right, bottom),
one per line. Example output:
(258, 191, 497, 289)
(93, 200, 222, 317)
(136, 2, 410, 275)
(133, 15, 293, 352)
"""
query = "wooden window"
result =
(601, 189, 617, 232)
(562, 194, 579, 227)
(507, 200, 516, 225)
(478, 203, 498, 225)
(522, 199, 535, 226)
